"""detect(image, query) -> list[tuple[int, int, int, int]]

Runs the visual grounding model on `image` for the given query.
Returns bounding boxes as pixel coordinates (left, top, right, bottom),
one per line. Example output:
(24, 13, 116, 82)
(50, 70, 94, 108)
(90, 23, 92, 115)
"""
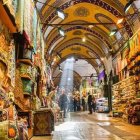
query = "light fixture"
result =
(89, 25, 94, 28)
(58, 28, 65, 36)
(82, 37, 86, 42)
(34, 0, 65, 20)
(56, 9, 65, 20)
(124, 0, 134, 13)
(101, 57, 104, 61)
(56, 52, 61, 59)
(58, 65, 63, 72)
(53, 57, 57, 62)
(116, 18, 124, 25)
(109, 29, 118, 36)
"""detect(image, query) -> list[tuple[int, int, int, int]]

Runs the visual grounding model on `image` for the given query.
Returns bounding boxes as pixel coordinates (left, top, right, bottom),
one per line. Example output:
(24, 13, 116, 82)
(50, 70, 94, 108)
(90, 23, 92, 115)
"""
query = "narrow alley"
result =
(32, 112, 140, 140)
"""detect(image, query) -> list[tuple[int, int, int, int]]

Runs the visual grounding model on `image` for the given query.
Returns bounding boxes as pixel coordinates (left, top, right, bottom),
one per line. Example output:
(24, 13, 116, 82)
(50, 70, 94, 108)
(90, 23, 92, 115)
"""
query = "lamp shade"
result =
(124, 0, 134, 13)
(23, 48, 33, 60)
(58, 28, 65, 36)
(56, 9, 65, 19)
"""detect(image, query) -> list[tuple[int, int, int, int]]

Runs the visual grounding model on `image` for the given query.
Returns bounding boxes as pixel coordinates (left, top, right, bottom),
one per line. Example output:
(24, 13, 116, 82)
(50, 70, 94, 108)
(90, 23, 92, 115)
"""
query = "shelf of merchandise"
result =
(112, 76, 137, 117)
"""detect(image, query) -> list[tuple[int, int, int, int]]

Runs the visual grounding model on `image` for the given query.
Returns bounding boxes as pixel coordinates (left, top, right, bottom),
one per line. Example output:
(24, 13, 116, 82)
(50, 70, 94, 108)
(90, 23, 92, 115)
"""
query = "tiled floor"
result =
(31, 112, 140, 140)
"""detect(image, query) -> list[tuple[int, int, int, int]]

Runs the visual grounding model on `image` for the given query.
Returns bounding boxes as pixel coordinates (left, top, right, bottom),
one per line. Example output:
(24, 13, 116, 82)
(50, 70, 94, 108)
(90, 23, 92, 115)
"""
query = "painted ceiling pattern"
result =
(35, 0, 138, 76)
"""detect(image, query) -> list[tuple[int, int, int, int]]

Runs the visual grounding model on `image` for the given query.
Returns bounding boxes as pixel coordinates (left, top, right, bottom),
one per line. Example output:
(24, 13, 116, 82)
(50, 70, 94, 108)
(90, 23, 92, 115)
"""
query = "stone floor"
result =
(31, 112, 140, 140)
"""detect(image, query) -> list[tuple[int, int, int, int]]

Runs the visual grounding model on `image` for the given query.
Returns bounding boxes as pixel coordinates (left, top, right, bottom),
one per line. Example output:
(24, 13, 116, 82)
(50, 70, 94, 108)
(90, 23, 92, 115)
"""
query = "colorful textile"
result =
(8, 40, 15, 87)
(24, 0, 31, 42)
(15, 0, 24, 33)
(33, 9, 37, 51)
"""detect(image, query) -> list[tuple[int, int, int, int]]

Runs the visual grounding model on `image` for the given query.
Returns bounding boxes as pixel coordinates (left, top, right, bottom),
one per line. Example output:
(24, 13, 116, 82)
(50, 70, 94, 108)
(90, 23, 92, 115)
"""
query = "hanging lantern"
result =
(23, 47, 33, 60)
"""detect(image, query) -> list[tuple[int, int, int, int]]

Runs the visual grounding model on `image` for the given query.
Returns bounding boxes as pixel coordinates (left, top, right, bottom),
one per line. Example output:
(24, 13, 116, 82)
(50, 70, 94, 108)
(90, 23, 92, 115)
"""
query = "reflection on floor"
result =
(31, 112, 140, 140)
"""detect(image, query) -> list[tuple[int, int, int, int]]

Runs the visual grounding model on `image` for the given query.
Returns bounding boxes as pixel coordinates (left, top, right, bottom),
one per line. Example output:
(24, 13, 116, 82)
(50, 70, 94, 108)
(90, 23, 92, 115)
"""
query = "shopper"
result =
(81, 96, 86, 111)
(87, 92, 93, 114)
(73, 96, 77, 112)
(92, 96, 96, 112)
(59, 89, 68, 118)
(77, 96, 81, 111)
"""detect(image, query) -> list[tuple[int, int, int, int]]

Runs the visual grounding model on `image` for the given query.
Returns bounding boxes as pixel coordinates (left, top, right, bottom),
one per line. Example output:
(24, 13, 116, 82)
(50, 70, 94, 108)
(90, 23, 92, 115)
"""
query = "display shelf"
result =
(112, 76, 137, 119)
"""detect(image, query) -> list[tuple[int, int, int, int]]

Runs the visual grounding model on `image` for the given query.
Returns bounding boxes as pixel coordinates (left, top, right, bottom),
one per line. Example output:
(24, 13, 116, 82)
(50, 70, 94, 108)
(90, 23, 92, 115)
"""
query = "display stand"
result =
(33, 108, 54, 136)
(112, 76, 140, 124)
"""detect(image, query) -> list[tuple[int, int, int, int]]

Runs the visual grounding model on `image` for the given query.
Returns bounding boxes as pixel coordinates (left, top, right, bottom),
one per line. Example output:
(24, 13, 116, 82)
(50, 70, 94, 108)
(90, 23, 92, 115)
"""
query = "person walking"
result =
(92, 96, 96, 112)
(73, 96, 77, 112)
(81, 96, 86, 111)
(87, 92, 92, 114)
(77, 96, 81, 111)
(59, 89, 68, 118)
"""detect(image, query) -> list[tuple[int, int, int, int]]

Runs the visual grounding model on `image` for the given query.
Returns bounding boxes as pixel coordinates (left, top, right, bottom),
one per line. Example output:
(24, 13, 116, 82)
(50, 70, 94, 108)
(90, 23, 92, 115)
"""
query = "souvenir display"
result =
(112, 76, 136, 117)
(8, 40, 15, 87)
(33, 109, 54, 136)
(0, 1, 55, 139)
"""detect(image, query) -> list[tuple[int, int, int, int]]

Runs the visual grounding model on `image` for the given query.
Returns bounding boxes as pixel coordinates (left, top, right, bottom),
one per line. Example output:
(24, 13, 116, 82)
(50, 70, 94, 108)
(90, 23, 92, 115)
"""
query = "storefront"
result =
(112, 29, 140, 124)
(0, 0, 55, 139)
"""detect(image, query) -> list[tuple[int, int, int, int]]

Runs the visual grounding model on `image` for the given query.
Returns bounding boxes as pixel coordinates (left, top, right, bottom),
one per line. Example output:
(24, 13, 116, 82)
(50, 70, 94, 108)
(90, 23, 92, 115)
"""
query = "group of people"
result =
(58, 89, 96, 117)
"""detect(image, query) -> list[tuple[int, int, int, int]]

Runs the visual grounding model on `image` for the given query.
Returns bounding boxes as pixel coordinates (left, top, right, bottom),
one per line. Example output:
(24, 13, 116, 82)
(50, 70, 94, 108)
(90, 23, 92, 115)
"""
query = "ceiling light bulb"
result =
(101, 58, 104, 61)
(58, 28, 65, 36)
(89, 25, 94, 28)
(53, 57, 57, 62)
(109, 30, 117, 36)
(124, 0, 134, 13)
(82, 38, 86, 42)
(57, 9, 65, 20)
(117, 18, 124, 24)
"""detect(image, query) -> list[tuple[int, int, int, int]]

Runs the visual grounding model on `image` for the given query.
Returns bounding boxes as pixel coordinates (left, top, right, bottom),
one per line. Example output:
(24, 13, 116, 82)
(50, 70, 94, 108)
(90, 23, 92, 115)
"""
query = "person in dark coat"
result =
(87, 92, 93, 114)
(59, 89, 68, 118)
(73, 96, 77, 112)
(81, 96, 86, 111)
(77, 96, 81, 111)
(92, 96, 96, 112)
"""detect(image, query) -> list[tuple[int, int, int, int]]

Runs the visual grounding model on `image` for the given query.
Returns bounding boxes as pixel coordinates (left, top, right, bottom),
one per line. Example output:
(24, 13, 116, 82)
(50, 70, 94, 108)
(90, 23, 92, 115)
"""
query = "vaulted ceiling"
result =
(35, 0, 138, 76)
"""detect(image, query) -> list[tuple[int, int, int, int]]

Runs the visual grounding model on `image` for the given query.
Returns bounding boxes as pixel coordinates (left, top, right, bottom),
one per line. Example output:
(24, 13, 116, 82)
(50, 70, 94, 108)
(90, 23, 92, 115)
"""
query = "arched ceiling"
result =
(35, 0, 136, 72)
(53, 70, 82, 89)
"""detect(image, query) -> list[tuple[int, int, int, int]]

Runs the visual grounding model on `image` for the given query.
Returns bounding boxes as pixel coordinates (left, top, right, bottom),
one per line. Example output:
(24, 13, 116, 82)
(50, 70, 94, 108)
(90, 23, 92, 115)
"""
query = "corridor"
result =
(31, 112, 140, 140)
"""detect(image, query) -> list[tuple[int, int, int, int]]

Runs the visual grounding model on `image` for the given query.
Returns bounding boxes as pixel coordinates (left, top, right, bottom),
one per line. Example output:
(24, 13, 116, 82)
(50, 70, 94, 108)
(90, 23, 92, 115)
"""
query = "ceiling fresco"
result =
(34, 0, 138, 78)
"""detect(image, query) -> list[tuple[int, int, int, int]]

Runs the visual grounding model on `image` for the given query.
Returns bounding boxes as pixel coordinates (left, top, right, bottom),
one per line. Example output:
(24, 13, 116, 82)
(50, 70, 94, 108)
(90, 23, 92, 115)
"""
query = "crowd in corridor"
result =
(58, 89, 97, 117)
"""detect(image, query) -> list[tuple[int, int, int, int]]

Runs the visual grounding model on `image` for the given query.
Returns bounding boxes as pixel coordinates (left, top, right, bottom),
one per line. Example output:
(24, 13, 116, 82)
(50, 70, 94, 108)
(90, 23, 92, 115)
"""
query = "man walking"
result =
(87, 92, 92, 114)
(59, 89, 68, 118)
